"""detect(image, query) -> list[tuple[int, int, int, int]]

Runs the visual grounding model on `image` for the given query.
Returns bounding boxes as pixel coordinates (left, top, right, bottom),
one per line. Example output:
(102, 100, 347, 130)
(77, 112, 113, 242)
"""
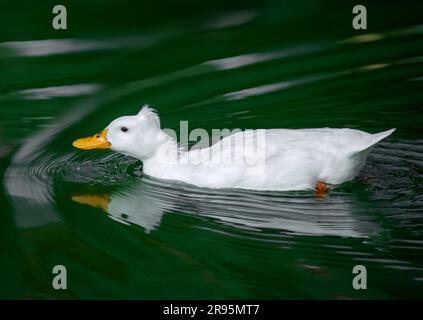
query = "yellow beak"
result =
(72, 129, 111, 150)
(72, 194, 110, 213)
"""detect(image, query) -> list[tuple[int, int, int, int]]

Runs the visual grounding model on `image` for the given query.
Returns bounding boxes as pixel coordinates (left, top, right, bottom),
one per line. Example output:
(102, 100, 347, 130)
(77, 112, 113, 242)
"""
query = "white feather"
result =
(104, 108, 395, 191)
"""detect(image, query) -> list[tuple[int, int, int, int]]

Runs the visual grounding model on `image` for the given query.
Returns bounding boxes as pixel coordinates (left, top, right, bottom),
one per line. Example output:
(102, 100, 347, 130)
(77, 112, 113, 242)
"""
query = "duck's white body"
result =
(143, 127, 395, 191)
(73, 106, 395, 191)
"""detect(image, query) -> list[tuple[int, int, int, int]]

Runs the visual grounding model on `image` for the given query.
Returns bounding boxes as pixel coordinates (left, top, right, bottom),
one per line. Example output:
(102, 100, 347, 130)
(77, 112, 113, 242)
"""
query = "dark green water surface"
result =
(1, 0, 423, 299)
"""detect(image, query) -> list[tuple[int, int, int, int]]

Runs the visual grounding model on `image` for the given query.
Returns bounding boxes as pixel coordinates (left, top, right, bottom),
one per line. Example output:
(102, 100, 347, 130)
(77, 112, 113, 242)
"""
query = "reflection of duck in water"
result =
(73, 187, 163, 233)
(72, 177, 378, 238)
(73, 106, 395, 194)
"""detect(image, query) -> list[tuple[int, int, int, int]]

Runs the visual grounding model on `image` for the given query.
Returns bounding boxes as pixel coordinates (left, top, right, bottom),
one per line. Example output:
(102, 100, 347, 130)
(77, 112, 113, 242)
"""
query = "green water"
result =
(1, 0, 423, 299)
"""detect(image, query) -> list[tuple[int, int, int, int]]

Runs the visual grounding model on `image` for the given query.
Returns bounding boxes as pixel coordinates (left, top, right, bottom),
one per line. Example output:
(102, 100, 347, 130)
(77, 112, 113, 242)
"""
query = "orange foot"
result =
(315, 181, 329, 197)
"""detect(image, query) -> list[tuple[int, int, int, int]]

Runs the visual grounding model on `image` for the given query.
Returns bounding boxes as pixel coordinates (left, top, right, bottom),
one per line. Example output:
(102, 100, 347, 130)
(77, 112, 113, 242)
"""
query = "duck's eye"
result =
(121, 127, 128, 132)
(95, 134, 100, 138)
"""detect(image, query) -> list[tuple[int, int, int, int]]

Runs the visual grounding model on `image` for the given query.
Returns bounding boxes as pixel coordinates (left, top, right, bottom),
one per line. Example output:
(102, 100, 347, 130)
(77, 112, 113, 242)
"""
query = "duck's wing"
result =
(265, 128, 395, 155)
(198, 127, 395, 166)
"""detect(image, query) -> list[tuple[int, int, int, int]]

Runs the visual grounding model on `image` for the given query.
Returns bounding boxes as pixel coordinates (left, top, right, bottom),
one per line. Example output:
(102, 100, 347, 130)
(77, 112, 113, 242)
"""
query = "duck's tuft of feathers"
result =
(138, 105, 160, 128)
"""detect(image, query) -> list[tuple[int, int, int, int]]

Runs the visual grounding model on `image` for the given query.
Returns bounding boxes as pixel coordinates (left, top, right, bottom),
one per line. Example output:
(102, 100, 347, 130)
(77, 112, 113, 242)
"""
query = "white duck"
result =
(73, 106, 395, 193)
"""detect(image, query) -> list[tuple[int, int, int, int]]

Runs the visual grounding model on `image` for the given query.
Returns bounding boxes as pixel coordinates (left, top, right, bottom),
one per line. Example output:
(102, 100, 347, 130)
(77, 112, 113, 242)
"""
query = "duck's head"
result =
(73, 106, 162, 160)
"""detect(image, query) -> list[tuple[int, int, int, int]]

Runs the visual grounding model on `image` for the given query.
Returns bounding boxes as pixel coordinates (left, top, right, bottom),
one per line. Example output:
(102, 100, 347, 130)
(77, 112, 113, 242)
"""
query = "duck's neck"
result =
(142, 130, 188, 177)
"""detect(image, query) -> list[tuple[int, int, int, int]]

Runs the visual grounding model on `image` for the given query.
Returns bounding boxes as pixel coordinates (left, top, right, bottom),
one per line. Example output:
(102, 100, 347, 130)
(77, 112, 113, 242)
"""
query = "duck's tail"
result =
(351, 128, 396, 155)
(370, 128, 396, 145)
